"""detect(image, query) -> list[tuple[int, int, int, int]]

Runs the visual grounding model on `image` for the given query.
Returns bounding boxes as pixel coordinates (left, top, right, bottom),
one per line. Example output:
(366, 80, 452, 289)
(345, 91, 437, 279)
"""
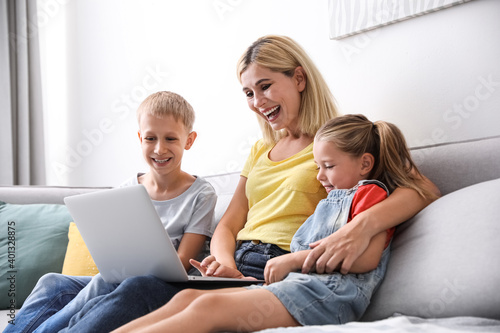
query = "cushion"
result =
(61, 222, 99, 276)
(0, 202, 73, 309)
(362, 178, 500, 321)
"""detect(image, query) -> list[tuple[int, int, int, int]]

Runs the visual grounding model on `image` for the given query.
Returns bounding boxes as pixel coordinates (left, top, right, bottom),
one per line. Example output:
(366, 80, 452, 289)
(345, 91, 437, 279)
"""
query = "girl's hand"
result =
(302, 219, 370, 275)
(264, 252, 305, 284)
(190, 256, 251, 279)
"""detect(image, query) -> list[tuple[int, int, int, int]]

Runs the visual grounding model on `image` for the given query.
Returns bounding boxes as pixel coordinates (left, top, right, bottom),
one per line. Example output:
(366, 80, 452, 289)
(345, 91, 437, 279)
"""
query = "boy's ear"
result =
(360, 153, 375, 176)
(137, 131, 142, 142)
(294, 66, 307, 93)
(184, 131, 197, 150)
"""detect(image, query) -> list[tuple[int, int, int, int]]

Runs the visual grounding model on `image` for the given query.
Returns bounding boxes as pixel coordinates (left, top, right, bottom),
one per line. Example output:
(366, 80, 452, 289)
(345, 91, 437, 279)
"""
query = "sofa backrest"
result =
(0, 186, 110, 205)
(409, 135, 500, 196)
(1, 135, 499, 220)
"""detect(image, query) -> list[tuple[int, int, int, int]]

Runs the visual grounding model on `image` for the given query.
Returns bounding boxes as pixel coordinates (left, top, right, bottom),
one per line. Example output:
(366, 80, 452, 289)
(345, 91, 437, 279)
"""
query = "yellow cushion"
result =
(61, 222, 99, 276)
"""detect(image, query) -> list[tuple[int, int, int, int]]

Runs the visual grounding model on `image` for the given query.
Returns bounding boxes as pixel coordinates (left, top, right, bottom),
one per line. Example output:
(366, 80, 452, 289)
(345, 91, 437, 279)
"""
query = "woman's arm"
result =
(303, 177, 439, 275)
(177, 233, 207, 272)
(347, 231, 386, 273)
(204, 176, 249, 276)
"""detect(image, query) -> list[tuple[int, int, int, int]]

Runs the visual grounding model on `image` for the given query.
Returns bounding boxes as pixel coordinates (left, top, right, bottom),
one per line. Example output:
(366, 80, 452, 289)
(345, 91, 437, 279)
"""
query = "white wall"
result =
(38, 0, 500, 187)
(327, 0, 500, 149)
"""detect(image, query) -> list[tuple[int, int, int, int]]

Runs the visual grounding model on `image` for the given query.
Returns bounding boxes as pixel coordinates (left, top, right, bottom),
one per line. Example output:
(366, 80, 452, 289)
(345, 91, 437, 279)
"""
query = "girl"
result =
(113, 114, 438, 332)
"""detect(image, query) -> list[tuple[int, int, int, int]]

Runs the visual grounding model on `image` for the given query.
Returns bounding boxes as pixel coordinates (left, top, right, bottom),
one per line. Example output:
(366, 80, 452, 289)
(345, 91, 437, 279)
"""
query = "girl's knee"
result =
(176, 288, 204, 299)
(190, 293, 225, 312)
(171, 289, 204, 306)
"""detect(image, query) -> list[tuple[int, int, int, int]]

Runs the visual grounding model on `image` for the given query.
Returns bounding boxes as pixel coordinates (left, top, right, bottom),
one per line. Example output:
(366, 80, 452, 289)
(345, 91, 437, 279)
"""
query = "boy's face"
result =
(138, 113, 196, 177)
(313, 140, 368, 193)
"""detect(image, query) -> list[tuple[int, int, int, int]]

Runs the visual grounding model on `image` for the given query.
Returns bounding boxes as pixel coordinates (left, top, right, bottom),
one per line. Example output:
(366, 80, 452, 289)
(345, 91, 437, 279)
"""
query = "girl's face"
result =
(313, 140, 367, 193)
(138, 113, 196, 178)
(240, 63, 306, 135)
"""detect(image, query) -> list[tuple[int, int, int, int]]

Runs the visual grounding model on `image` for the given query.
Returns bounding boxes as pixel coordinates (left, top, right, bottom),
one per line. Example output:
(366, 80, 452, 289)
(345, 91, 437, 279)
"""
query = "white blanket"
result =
(257, 315, 500, 333)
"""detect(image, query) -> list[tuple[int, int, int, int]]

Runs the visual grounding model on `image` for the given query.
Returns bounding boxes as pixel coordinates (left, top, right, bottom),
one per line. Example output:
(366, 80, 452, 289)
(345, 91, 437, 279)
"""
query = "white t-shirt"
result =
(119, 173, 217, 250)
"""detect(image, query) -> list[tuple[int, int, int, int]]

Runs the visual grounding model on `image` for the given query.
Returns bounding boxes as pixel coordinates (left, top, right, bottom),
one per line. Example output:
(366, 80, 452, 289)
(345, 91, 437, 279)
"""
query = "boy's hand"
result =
(190, 257, 255, 280)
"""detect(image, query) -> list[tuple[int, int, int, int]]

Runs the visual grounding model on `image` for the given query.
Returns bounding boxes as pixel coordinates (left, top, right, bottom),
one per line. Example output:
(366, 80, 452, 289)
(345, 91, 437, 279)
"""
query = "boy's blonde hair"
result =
(137, 91, 195, 132)
(315, 114, 437, 200)
(237, 35, 339, 145)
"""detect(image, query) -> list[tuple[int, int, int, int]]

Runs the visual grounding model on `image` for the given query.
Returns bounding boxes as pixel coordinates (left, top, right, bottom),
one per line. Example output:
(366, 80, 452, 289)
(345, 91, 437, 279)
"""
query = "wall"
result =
(38, 0, 500, 186)
(327, 0, 500, 149)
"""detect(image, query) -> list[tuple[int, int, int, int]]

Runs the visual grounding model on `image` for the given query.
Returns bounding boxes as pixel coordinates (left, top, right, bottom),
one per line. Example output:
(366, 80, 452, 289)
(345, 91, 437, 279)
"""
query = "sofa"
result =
(1, 135, 500, 332)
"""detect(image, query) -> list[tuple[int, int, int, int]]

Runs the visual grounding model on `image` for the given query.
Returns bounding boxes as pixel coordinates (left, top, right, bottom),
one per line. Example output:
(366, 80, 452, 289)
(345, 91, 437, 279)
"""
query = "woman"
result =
(20, 35, 438, 333)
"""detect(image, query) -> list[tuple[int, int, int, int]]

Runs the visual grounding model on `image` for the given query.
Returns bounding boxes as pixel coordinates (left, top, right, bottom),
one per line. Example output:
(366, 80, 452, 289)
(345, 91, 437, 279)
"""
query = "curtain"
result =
(0, 0, 45, 185)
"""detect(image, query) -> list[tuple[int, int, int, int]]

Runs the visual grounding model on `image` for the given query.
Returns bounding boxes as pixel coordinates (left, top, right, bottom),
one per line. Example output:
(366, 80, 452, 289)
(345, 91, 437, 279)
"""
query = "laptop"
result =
(64, 184, 263, 285)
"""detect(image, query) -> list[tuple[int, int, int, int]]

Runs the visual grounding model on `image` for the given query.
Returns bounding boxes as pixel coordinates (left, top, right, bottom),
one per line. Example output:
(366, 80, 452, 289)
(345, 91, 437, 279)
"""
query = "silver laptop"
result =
(64, 184, 263, 285)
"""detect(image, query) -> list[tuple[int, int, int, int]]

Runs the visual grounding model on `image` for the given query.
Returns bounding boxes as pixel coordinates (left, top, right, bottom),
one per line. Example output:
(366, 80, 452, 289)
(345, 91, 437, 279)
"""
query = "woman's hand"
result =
(302, 219, 370, 275)
(303, 183, 439, 275)
(190, 256, 253, 279)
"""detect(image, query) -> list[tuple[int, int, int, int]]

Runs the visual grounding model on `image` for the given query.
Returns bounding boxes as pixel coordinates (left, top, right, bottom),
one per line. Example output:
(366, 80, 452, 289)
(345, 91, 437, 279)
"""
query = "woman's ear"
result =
(184, 131, 197, 150)
(360, 153, 375, 177)
(294, 66, 307, 93)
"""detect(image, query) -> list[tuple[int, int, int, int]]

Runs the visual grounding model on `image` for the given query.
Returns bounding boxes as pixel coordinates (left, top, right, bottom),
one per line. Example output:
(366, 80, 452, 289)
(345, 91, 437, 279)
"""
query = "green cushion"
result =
(0, 201, 72, 309)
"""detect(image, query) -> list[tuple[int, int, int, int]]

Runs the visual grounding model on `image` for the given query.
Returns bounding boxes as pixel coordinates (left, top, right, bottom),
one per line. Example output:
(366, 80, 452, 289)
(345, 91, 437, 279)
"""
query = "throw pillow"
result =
(61, 222, 99, 276)
(0, 202, 73, 309)
(362, 178, 500, 321)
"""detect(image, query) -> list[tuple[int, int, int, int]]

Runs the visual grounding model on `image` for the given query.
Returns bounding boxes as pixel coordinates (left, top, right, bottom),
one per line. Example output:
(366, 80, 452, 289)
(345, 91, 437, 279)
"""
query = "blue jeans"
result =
(4, 242, 288, 333)
(3, 274, 91, 333)
(235, 241, 289, 280)
(34, 274, 119, 333)
(58, 242, 288, 332)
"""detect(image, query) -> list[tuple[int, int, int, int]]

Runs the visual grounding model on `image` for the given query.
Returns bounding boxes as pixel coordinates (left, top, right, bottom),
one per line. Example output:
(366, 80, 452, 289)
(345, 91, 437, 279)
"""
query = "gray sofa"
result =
(1, 136, 500, 332)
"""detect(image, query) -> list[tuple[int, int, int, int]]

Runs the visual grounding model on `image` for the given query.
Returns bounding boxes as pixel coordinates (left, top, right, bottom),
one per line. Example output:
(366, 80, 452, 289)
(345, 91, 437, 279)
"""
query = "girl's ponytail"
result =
(372, 121, 435, 200)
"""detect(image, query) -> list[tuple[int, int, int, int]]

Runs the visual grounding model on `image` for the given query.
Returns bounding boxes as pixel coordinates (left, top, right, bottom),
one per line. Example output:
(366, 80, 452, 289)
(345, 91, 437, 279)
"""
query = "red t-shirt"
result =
(348, 184, 395, 249)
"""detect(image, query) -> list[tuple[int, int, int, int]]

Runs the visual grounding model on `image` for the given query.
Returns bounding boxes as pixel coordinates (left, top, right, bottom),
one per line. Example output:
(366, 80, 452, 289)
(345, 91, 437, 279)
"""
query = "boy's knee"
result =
(110, 276, 183, 310)
(37, 273, 67, 290)
(119, 275, 163, 291)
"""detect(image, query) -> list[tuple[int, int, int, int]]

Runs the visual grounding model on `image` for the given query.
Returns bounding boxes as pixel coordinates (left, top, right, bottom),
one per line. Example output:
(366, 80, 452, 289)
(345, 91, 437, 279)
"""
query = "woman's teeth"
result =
(262, 106, 280, 119)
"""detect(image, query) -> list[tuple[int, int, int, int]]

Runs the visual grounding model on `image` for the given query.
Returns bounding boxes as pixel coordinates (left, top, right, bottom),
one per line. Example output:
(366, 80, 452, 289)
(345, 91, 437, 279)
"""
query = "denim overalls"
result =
(253, 180, 392, 326)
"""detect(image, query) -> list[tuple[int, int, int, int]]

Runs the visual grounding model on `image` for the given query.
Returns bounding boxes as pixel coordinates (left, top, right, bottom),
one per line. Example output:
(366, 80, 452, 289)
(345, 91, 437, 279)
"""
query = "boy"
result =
(4, 91, 217, 333)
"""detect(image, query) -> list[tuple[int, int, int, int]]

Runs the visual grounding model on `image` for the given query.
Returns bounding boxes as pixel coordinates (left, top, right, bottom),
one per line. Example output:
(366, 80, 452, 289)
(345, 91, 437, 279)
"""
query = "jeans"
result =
(33, 274, 119, 333)
(59, 242, 289, 332)
(4, 242, 288, 333)
(234, 241, 289, 280)
(3, 274, 91, 333)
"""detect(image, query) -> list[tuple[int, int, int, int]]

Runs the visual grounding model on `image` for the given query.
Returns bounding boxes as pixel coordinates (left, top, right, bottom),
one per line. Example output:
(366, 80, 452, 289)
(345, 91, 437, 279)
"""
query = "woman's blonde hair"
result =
(237, 35, 339, 145)
(137, 91, 195, 132)
(315, 114, 436, 200)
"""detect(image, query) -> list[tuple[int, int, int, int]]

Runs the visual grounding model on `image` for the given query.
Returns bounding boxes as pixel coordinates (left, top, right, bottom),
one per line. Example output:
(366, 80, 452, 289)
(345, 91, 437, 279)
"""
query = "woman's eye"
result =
(262, 84, 271, 91)
(245, 91, 254, 98)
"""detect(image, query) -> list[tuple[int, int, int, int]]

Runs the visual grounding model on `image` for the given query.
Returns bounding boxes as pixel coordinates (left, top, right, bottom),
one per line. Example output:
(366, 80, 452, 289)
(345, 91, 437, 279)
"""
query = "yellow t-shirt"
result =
(238, 139, 327, 251)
